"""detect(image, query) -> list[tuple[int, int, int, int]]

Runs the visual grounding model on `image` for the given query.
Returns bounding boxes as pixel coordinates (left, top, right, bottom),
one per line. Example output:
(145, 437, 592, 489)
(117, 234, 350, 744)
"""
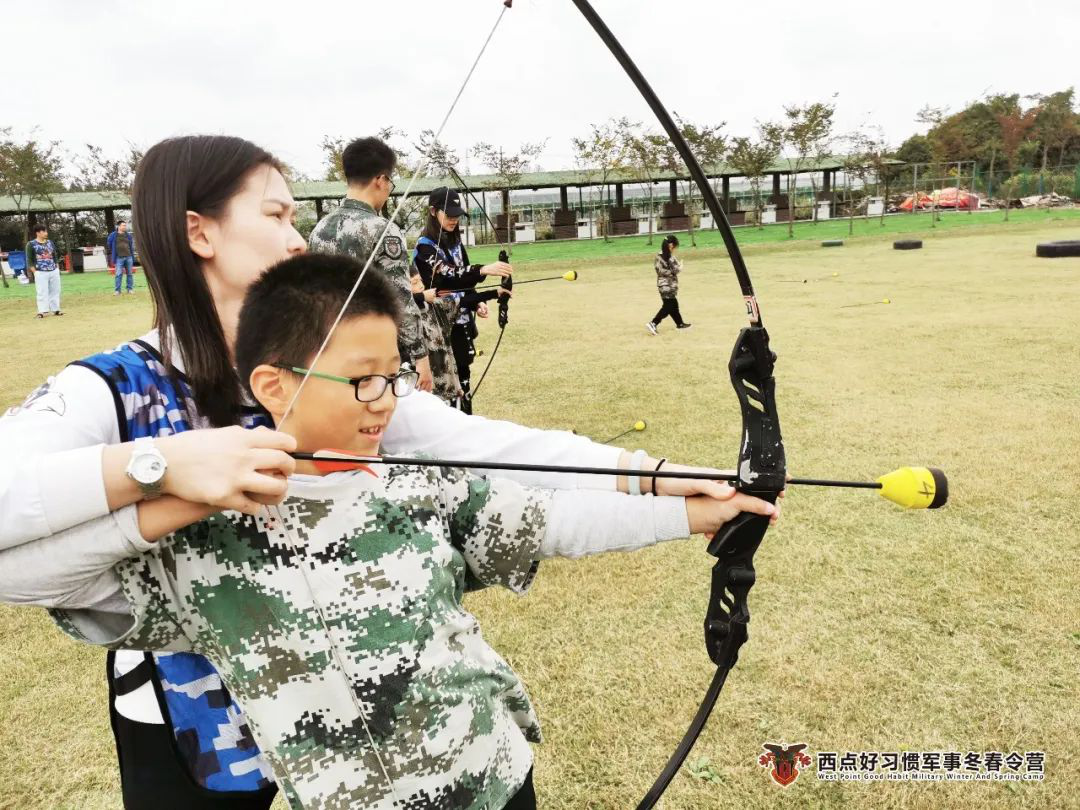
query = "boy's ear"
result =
(248, 364, 293, 422)
(186, 211, 214, 260)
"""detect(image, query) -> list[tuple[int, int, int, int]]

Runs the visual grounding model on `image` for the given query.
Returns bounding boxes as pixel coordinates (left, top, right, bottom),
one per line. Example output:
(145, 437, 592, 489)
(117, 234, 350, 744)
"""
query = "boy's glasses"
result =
(275, 365, 419, 402)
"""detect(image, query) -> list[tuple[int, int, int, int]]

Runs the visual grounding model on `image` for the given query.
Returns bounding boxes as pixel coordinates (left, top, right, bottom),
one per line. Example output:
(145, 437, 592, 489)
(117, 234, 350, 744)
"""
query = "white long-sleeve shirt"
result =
(0, 332, 624, 551)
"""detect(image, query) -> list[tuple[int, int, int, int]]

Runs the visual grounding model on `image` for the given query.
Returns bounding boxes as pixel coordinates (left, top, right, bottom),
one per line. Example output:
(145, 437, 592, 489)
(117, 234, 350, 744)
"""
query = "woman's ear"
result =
(186, 211, 215, 260)
(248, 364, 293, 424)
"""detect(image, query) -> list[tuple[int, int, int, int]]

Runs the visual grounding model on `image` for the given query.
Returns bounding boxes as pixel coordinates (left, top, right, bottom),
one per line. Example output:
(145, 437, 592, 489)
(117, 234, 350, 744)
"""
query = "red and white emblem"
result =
(758, 742, 811, 787)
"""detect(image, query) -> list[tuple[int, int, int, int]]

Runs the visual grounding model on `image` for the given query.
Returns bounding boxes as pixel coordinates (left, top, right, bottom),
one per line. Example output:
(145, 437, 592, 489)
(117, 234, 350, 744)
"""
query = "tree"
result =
(1031, 88, 1078, 172)
(472, 138, 547, 247)
(996, 104, 1039, 220)
(839, 134, 868, 236)
(571, 120, 628, 242)
(780, 99, 836, 236)
(677, 115, 727, 234)
(618, 121, 664, 244)
(70, 143, 143, 192)
(726, 124, 782, 230)
(848, 127, 896, 226)
(0, 128, 65, 287)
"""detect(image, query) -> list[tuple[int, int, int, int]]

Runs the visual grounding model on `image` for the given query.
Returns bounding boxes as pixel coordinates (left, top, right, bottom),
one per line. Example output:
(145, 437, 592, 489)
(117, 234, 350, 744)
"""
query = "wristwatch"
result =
(126, 438, 167, 499)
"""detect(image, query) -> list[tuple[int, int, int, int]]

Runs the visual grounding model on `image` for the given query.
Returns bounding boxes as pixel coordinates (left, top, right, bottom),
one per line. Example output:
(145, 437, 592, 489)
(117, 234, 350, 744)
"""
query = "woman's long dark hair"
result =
(420, 209, 461, 249)
(660, 234, 679, 260)
(132, 135, 283, 427)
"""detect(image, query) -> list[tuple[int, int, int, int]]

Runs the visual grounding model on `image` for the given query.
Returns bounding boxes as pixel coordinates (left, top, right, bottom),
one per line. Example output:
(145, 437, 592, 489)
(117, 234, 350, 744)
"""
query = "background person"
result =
(108, 220, 137, 294)
(646, 235, 691, 334)
(413, 187, 511, 411)
(308, 136, 433, 392)
(25, 225, 62, 318)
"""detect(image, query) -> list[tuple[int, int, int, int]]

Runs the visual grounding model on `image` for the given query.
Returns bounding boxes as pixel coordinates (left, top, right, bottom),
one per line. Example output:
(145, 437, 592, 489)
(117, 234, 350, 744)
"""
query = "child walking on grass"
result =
(646, 234, 690, 334)
(48, 253, 776, 810)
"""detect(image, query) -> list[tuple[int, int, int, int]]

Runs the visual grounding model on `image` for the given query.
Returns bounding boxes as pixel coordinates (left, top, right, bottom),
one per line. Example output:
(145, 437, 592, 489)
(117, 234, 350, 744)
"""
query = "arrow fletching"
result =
(876, 467, 948, 509)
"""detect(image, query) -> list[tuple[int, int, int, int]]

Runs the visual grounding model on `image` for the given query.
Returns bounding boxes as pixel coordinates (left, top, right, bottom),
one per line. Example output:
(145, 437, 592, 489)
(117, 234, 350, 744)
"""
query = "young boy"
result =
(50, 254, 775, 810)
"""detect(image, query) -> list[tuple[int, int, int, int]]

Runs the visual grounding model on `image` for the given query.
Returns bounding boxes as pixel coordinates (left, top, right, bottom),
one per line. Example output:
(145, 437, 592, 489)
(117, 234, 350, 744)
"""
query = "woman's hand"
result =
(480, 261, 512, 278)
(156, 426, 296, 515)
(423, 288, 437, 303)
(685, 489, 780, 536)
(476, 302, 490, 318)
(409, 273, 424, 294)
(496, 287, 512, 298)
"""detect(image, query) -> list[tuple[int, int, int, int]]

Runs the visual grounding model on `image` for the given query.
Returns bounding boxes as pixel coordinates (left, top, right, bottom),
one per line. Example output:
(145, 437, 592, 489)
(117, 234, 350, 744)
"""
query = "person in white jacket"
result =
(0, 135, 777, 810)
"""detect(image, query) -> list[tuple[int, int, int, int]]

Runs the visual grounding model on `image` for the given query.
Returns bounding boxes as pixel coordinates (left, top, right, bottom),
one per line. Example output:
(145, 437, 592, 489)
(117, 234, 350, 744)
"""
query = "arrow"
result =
(602, 419, 647, 444)
(295, 451, 949, 510)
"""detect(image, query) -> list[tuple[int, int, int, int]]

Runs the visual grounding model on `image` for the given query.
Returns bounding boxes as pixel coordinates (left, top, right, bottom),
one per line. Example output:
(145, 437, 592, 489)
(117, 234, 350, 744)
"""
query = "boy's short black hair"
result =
(235, 253, 401, 396)
(341, 137, 397, 186)
(33, 224, 48, 234)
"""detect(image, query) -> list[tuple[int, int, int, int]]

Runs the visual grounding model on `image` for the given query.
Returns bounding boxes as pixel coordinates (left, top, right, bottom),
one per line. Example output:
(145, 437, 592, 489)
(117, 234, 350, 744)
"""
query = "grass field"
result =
(1, 214, 1078, 809)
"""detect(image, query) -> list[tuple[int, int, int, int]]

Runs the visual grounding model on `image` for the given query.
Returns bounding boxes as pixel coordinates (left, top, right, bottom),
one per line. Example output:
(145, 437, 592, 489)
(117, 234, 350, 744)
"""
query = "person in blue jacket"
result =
(107, 221, 136, 294)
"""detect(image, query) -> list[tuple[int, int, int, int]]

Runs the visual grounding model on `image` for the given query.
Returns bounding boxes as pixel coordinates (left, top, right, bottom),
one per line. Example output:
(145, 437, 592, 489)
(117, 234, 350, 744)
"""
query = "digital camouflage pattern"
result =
(421, 296, 464, 405)
(309, 199, 427, 364)
(62, 463, 550, 810)
(654, 253, 682, 299)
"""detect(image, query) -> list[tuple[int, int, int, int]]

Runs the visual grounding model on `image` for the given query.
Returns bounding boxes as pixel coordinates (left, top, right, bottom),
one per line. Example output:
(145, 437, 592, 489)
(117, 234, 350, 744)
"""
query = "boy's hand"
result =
(685, 489, 780, 536)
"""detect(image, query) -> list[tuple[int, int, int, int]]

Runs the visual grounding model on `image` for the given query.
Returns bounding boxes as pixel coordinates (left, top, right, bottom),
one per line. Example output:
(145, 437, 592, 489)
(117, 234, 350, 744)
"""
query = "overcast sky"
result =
(6, 1, 1078, 179)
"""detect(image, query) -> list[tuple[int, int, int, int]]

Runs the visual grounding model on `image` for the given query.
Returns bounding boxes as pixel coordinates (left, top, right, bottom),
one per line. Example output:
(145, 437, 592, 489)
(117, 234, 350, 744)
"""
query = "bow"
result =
(569, 2, 784, 806)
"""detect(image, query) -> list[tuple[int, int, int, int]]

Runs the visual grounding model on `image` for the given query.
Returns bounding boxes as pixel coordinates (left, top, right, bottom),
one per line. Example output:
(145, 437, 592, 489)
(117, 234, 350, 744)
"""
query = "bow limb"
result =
(568, 2, 786, 807)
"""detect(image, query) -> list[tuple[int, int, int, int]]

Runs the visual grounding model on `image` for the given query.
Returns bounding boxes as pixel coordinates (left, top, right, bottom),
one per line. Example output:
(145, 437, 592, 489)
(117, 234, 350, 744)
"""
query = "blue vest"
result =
(73, 339, 274, 793)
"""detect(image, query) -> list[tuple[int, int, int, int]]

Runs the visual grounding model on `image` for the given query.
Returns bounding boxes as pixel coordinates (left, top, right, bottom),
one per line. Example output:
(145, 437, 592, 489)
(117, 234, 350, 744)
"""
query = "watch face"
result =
(131, 453, 165, 485)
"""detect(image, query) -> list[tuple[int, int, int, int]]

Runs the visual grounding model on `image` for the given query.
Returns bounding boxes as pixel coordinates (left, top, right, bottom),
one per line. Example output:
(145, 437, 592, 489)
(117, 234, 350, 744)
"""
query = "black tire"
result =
(1035, 240, 1080, 258)
(894, 240, 923, 250)
(821, 239, 844, 247)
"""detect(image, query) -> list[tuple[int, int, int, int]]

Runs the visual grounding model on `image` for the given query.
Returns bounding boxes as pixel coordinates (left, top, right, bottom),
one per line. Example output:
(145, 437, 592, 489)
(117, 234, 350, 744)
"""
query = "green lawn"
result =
(465, 206, 1080, 264)
(1, 215, 1078, 809)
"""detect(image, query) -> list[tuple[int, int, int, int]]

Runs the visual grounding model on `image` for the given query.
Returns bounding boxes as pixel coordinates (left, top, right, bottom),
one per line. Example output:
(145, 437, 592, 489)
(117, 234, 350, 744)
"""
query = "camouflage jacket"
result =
(82, 465, 550, 810)
(420, 298, 464, 405)
(654, 253, 682, 299)
(309, 199, 427, 362)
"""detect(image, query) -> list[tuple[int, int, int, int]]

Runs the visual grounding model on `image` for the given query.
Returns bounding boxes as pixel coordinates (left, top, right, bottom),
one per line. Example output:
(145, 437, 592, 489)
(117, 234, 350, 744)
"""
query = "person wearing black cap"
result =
(413, 187, 511, 411)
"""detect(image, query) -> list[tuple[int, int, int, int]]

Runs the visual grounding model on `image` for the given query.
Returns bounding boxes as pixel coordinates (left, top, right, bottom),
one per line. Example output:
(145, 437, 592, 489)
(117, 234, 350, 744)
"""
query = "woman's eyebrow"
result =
(262, 197, 296, 212)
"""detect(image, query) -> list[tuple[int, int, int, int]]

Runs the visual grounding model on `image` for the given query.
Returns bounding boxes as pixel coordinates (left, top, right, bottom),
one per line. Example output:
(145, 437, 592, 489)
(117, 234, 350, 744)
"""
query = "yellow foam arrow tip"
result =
(882, 298, 891, 304)
(633, 420, 647, 431)
(877, 467, 948, 509)
(563, 270, 579, 281)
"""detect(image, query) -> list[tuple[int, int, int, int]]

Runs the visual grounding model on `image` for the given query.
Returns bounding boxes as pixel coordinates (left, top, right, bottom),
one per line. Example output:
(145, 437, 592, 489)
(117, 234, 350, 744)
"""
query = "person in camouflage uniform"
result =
(308, 136, 432, 392)
(646, 234, 692, 334)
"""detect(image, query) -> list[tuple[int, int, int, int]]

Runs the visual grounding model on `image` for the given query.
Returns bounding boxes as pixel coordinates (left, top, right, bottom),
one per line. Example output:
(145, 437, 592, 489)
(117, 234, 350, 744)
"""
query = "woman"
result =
(413, 186, 509, 409)
(0, 136, 771, 809)
(413, 186, 510, 412)
(646, 234, 692, 335)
